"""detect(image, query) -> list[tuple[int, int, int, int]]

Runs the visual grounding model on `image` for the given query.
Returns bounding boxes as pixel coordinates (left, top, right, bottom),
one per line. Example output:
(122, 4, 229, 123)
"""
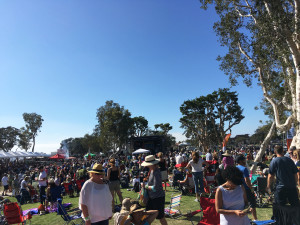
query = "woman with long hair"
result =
(186, 151, 209, 202)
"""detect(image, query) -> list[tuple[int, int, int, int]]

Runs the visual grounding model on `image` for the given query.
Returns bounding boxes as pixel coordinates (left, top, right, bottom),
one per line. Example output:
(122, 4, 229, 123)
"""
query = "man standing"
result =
(267, 145, 299, 206)
(206, 150, 213, 161)
(38, 166, 47, 205)
(236, 155, 258, 221)
(1, 173, 9, 196)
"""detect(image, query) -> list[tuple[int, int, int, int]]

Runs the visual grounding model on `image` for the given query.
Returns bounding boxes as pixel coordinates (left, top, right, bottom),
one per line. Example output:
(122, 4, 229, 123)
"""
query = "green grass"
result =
(2, 187, 273, 225)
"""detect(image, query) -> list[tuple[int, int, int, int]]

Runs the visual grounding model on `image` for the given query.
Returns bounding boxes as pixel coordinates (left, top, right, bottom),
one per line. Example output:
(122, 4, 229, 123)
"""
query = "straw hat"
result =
(129, 204, 144, 215)
(88, 163, 105, 175)
(141, 155, 159, 167)
(222, 150, 232, 157)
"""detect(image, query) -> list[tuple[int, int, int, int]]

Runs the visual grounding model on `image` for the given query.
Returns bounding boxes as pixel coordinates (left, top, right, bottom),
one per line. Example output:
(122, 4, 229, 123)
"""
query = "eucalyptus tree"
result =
(18, 127, 32, 151)
(131, 116, 149, 137)
(0, 126, 19, 152)
(23, 113, 43, 152)
(180, 88, 244, 151)
(96, 100, 133, 152)
(199, 0, 300, 147)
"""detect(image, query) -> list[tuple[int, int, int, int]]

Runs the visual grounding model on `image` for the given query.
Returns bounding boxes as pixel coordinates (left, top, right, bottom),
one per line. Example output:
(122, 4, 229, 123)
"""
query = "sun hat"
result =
(120, 198, 132, 213)
(129, 204, 144, 215)
(222, 150, 232, 157)
(88, 163, 105, 175)
(141, 155, 159, 167)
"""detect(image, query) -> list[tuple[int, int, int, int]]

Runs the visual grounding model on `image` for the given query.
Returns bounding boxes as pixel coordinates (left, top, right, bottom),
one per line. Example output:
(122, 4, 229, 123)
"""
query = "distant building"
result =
(230, 134, 250, 146)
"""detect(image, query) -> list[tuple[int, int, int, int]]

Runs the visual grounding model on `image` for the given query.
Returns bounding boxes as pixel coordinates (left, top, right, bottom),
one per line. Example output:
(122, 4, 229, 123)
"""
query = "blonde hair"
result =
(157, 152, 163, 158)
(293, 149, 300, 161)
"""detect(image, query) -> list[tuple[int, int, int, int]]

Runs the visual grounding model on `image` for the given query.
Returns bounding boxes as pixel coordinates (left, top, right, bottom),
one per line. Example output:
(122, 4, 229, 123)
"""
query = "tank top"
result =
(109, 168, 119, 181)
(158, 160, 167, 171)
(219, 185, 250, 225)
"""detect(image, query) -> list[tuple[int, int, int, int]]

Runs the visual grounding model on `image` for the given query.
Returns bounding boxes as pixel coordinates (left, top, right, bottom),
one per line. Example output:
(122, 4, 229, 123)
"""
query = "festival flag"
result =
(222, 133, 231, 151)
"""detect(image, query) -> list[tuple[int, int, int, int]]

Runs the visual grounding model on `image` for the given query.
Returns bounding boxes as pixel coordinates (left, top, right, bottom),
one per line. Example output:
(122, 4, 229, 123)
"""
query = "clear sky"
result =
(0, 0, 267, 154)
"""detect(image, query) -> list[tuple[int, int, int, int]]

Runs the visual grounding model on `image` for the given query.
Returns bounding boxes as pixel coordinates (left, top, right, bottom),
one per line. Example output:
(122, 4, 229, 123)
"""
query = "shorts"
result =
(245, 188, 256, 208)
(109, 180, 121, 192)
(146, 196, 165, 219)
(4, 185, 9, 190)
(161, 171, 168, 181)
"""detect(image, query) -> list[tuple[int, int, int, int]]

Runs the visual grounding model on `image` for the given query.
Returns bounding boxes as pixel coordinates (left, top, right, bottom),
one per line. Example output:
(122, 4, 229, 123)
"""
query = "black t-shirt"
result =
(269, 156, 299, 188)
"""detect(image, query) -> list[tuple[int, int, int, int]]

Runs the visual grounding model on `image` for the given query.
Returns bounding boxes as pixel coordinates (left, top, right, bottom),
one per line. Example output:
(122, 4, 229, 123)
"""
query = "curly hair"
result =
(222, 165, 243, 182)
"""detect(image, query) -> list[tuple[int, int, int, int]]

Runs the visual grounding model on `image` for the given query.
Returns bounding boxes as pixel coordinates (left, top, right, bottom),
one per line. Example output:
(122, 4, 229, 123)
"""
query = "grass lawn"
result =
(1, 186, 274, 225)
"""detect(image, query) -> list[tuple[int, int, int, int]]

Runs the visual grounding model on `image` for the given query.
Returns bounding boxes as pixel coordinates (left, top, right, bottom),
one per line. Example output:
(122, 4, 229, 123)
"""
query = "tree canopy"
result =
(23, 113, 43, 152)
(180, 88, 244, 151)
(199, 0, 300, 147)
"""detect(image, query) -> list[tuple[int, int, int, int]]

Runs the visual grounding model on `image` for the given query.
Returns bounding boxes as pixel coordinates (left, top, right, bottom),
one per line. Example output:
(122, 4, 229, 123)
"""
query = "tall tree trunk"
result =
(250, 121, 276, 173)
(31, 136, 35, 152)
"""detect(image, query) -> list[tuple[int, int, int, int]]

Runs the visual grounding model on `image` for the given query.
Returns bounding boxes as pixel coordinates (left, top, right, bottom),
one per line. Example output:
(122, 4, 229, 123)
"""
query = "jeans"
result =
(39, 186, 46, 204)
(192, 171, 204, 194)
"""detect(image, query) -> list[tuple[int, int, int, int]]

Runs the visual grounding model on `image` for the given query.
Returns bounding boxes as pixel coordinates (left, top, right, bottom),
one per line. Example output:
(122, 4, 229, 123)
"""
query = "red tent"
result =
(49, 154, 65, 159)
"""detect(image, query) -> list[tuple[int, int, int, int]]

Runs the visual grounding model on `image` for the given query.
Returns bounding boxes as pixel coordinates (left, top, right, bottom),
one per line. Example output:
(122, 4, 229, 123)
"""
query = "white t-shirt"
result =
(189, 158, 204, 172)
(39, 171, 47, 187)
(79, 179, 112, 223)
(21, 180, 27, 189)
(1, 176, 8, 186)
(206, 153, 212, 161)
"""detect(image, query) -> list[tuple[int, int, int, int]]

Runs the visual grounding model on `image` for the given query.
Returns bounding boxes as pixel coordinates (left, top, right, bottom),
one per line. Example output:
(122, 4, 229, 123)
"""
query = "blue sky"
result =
(0, 0, 266, 153)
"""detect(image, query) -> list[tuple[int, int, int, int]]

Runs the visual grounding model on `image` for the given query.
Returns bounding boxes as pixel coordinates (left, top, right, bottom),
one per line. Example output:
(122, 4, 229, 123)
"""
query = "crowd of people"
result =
(0, 145, 299, 225)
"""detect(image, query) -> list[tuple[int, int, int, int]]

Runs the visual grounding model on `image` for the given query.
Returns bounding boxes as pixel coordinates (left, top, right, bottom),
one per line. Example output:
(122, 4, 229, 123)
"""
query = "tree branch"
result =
(259, 68, 294, 130)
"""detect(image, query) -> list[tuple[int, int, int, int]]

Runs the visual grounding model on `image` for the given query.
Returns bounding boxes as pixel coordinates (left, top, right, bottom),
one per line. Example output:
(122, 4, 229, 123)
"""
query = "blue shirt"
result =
(269, 156, 298, 188)
(236, 165, 250, 190)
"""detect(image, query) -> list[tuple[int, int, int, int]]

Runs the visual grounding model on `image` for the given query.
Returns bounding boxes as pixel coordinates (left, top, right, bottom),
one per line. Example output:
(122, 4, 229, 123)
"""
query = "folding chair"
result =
(3, 202, 32, 225)
(63, 182, 74, 197)
(197, 196, 220, 225)
(254, 177, 271, 208)
(164, 194, 182, 219)
(57, 199, 84, 225)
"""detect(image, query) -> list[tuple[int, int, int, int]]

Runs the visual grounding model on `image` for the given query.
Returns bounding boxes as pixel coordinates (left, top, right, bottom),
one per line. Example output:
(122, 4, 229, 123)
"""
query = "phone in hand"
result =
(242, 206, 251, 214)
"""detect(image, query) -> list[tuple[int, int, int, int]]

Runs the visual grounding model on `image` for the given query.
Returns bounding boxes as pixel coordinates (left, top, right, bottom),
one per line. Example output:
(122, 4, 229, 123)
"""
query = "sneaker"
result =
(194, 198, 199, 202)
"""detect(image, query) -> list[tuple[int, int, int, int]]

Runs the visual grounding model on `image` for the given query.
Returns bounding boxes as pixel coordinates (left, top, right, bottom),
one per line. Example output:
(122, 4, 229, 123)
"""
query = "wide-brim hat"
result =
(88, 163, 105, 175)
(141, 155, 159, 167)
(129, 204, 144, 214)
(222, 150, 232, 157)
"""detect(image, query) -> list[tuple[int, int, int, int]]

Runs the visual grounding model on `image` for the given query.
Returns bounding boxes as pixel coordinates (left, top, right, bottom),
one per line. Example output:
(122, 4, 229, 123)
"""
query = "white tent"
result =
(132, 148, 150, 155)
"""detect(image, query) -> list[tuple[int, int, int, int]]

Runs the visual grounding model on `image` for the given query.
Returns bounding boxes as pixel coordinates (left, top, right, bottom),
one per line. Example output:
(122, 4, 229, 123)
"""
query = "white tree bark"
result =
(250, 121, 276, 173)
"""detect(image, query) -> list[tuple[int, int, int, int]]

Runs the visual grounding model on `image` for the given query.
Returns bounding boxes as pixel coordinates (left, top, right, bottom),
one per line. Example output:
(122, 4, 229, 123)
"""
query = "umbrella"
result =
(84, 153, 96, 157)
(132, 149, 150, 155)
(49, 154, 65, 159)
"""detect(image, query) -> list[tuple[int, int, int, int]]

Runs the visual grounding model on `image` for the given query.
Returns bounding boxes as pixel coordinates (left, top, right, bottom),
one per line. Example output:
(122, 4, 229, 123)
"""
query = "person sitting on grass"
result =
(125, 204, 158, 225)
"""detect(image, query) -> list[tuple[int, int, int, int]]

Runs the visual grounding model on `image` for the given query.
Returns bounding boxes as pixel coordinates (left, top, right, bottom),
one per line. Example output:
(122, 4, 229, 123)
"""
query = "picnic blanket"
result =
(22, 203, 72, 216)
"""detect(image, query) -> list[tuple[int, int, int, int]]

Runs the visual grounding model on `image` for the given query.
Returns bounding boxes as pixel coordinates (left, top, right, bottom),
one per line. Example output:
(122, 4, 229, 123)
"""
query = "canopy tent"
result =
(49, 154, 65, 159)
(0, 151, 49, 158)
(84, 153, 96, 157)
(132, 148, 150, 155)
